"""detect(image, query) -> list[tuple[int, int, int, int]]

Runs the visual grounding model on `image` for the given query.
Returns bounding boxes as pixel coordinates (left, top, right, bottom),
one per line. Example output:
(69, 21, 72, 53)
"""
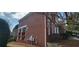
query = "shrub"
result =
(0, 19, 10, 47)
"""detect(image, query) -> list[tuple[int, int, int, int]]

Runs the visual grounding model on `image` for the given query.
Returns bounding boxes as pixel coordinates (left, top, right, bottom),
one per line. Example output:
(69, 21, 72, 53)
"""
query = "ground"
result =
(7, 41, 37, 47)
(58, 40, 79, 47)
(7, 36, 79, 47)
(47, 36, 79, 47)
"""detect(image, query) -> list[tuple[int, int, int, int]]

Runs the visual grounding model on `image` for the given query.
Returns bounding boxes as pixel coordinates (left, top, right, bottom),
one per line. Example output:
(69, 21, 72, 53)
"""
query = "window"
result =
(54, 26, 59, 34)
(22, 27, 26, 32)
(28, 35, 34, 41)
(51, 23, 55, 34)
(18, 29, 21, 33)
(22, 26, 28, 32)
(47, 18, 51, 35)
(22, 27, 26, 40)
(18, 29, 21, 39)
(56, 27, 59, 34)
(17, 25, 29, 40)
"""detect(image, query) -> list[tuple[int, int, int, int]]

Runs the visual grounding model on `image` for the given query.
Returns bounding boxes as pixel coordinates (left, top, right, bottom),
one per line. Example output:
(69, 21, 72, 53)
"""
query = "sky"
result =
(0, 12, 66, 32)
(0, 12, 29, 32)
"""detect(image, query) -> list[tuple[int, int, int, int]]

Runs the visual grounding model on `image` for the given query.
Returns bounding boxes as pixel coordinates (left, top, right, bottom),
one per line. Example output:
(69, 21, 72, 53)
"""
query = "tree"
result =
(66, 13, 79, 32)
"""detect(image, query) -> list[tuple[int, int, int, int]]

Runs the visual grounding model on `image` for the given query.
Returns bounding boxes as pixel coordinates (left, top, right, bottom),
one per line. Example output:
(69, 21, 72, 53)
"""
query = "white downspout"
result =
(44, 15, 47, 47)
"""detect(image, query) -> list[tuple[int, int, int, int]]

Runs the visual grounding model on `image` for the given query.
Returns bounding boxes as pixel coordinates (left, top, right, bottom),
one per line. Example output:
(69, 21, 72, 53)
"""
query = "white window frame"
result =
(54, 26, 59, 34)
(17, 25, 28, 40)
(47, 18, 51, 35)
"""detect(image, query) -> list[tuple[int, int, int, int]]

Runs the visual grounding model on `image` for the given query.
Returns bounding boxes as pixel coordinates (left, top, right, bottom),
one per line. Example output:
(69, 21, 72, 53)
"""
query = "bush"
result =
(8, 36, 16, 42)
(66, 31, 72, 36)
(0, 19, 10, 47)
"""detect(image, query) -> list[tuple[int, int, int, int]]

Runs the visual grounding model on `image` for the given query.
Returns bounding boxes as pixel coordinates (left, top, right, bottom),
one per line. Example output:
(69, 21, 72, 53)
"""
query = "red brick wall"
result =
(18, 13, 46, 47)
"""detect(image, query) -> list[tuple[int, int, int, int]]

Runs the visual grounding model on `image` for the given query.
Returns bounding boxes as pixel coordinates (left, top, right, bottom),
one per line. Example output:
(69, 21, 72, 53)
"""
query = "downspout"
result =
(44, 15, 47, 47)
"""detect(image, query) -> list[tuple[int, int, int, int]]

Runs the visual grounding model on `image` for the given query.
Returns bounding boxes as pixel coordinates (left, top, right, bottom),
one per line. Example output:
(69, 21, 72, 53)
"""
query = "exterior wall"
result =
(46, 12, 66, 42)
(46, 13, 57, 42)
(16, 12, 66, 47)
(17, 13, 46, 47)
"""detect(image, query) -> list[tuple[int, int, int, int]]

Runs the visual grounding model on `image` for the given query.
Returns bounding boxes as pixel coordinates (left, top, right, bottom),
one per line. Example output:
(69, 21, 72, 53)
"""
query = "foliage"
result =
(57, 12, 79, 33)
(49, 12, 79, 35)
(0, 19, 10, 47)
(65, 12, 79, 32)
(8, 37, 16, 42)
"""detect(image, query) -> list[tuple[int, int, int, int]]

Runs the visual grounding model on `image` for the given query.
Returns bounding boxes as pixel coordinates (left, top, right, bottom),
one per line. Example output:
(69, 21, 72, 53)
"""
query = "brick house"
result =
(16, 12, 66, 47)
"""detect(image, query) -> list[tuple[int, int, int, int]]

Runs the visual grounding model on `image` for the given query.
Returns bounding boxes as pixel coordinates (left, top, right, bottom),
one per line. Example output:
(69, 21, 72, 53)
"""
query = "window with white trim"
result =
(18, 29, 21, 40)
(22, 27, 26, 40)
(54, 26, 59, 34)
(17, 25, 28, 40)
(47, 18, 51, 35)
